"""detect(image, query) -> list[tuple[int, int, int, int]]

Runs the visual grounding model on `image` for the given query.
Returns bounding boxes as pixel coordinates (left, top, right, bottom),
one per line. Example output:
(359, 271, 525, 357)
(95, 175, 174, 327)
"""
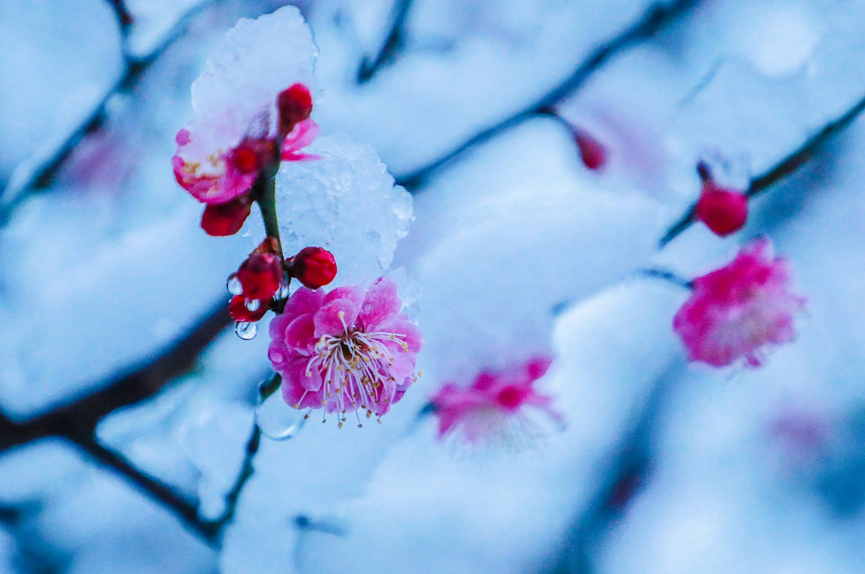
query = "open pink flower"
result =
(673, 239, 806, 367)
(268, 277, 422, 424)
(431, 357, 561, 444)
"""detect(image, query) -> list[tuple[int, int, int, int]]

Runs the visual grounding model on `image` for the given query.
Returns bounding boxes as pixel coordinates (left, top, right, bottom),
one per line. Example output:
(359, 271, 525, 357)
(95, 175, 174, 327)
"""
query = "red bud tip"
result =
(237, 251, 284, 301)
(201, 195, 252, 237)
(574, 129, 607, 171)
(229, 295, 268, 322)
(278, 83, 313, 136)
(289, 247, 337, 289)
(696, 181, 749, 237)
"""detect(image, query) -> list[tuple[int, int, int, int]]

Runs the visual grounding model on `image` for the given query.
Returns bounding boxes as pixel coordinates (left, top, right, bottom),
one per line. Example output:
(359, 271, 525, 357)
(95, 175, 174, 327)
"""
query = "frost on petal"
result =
(431, 356, 561, 446)
(673, 239, 807, 368)
(269, 280, 422, 420)
(275, 134, 413, 288)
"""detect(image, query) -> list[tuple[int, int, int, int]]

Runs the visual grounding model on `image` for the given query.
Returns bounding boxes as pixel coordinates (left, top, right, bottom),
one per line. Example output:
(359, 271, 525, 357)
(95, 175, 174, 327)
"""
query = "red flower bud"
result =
(201, 194, 252, 237)
(278, 83, 313, 137)
(237, 251, 284, 301)
(289, 247, 337, 289)
(229, 295, 268, 322)
(696, 181, 749, 237)
(574, 129, 607, 171)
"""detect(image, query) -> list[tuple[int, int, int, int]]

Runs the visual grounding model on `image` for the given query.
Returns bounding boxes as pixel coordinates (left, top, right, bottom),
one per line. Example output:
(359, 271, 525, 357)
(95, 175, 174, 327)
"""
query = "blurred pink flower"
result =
(268, 278, 422, 424)
(431, 357, 561, 444)
(673, 239, 806, 367)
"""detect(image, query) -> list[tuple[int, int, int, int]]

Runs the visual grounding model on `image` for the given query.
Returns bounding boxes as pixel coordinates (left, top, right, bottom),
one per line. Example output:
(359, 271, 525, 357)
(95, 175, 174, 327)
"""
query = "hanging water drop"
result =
(227, 274, 243, 295)
(235, 321, 257, 340)
(245, 298, 261, 312)
(255, 389, 307, 440)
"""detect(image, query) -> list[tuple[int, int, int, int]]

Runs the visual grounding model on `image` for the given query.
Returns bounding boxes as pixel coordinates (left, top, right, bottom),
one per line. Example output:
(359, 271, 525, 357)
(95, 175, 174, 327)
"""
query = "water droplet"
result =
(245, 298, 261, 312)
(235, 321, 257, 340)
(227, 274, 243, 295)
(256, 385, 307, 440)
(273, 281, 290, 300)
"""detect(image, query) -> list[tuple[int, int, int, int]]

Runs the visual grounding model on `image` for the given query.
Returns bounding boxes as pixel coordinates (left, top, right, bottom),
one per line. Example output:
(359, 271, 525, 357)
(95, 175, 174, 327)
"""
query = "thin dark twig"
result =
(395, 0, 700, 190)
(259, 372, 283, 402)
(0, 0, 220, 213)
(357, 0, 414, 83)
(202, 424, 262, 538)
(65, 434, 217, 546)
(659, 92, 865, 247)
(637, 268, 692, 289)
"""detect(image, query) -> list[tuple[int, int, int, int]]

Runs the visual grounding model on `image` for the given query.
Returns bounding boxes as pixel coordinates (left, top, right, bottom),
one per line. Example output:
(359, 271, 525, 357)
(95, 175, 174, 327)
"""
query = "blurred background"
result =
(3, 0, 865, 572)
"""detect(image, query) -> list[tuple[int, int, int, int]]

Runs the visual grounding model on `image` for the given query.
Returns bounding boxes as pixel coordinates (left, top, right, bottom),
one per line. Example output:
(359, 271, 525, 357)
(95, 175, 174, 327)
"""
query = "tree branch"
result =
(66, 433, 216, 546)
(0, 299, 230, 453)
(659, 93, 865, 247)
(395, 0, 700, 190)
(357, 0, 414, 83)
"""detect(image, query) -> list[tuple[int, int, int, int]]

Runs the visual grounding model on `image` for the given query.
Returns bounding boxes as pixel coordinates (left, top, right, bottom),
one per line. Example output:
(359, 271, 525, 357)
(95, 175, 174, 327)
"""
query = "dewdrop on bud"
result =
(245, 298, 261, 312)
(227, 274, 243, 295)
(273, 281, 290, 300)
(229, 295, 267, 323)
(235, 321, 258, 340)
(288, 247, 337, 289)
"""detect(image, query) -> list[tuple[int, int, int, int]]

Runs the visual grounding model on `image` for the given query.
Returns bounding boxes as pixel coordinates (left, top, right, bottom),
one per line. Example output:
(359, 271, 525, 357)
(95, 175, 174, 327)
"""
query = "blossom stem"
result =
(254, 176, 282, 256)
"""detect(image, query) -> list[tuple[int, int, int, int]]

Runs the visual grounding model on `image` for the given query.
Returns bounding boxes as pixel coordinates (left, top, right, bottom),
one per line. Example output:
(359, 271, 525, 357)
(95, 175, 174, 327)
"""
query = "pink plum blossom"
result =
(171, 7, 319, 232)
(268, 278, 422, 425)
(431, 357, 562, 445)
(281, 119, 321, 162)
(673, 238, 806, 367)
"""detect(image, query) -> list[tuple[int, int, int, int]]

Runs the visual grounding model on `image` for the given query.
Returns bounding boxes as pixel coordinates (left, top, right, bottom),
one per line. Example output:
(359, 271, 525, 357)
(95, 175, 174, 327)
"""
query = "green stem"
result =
(254, 176, 282, 256)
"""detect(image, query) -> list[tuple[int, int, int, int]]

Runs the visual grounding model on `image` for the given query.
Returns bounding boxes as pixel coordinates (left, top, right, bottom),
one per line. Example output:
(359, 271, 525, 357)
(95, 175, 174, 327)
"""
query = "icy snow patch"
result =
(275, 133, 413, 288)
(190, 5, 317, 131)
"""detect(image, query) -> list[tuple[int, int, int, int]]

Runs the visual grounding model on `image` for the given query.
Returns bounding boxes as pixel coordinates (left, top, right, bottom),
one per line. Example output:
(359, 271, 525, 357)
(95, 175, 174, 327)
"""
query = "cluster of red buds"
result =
(228, 238, 337, 339)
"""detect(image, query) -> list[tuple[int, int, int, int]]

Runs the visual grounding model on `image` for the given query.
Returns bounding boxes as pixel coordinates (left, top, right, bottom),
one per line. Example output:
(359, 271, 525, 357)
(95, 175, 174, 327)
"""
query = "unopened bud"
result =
(696, 180, 748, 237)
(200, 194, 252, 237)
(237, 247, 284, 301)
(573, 128, 607, 171)
(288, 247, 337, 289)
(278, 83, 313, 136)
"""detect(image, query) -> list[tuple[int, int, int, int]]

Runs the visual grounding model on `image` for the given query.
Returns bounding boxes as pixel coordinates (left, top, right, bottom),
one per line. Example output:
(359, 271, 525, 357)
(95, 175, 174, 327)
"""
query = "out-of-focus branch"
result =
(659, 93, 865, 247)
(547, 368, 678, 573)
(395, 0, 700, 190)
(0, 0, 220, 215)
(201, 424, 262, 538)
(357, 0, 414, 83)
(0, 300, 230, 453)
(67, 434, 215, 545)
